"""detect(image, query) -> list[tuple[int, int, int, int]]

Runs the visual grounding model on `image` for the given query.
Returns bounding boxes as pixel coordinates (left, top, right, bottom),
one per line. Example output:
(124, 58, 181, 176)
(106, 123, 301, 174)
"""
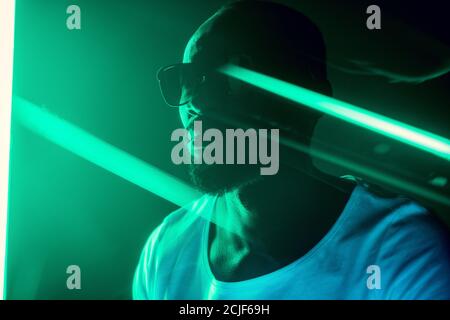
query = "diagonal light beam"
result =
(12, 96, 450, 239)
(219, 64, 450, 162)
(13, 96, 202, 207)
(14, 97, 249, 255)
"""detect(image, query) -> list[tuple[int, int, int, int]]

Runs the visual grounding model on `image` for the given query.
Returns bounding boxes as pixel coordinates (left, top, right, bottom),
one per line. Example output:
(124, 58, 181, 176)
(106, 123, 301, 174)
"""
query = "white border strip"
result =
(0, 0, 16, 300)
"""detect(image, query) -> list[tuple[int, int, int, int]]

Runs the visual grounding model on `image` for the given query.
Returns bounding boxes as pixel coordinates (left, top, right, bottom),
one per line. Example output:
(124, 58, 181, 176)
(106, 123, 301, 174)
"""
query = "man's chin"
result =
(188, 164, 261, 195)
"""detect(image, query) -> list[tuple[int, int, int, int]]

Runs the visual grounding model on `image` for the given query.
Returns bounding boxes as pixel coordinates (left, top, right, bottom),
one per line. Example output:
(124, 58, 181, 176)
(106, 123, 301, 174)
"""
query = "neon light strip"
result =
(281, 137, 450, 207)
(0, 0, 16, 300)
(13, 96, 202, 207)
(14, 96, 449, 245)
(219, 64, 450, 161)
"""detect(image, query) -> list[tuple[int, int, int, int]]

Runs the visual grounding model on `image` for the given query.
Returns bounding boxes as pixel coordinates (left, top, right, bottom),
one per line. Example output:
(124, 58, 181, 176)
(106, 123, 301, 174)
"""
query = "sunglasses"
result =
(157, 63, 208, 107)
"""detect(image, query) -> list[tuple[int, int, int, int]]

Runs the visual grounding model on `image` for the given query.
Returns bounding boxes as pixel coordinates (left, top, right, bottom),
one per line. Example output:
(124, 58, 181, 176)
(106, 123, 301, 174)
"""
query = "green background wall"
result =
(6, 0, 449, 299)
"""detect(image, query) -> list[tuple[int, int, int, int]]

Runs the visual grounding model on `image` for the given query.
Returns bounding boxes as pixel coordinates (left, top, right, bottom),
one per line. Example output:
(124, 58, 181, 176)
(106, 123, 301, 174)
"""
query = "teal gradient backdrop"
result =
(6, 0, 449, 299)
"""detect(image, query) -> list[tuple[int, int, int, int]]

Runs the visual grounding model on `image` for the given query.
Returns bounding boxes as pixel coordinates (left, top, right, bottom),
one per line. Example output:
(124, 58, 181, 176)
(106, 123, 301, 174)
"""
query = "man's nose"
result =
(185, 101, 202, 115)
(179, 102, 202, 128)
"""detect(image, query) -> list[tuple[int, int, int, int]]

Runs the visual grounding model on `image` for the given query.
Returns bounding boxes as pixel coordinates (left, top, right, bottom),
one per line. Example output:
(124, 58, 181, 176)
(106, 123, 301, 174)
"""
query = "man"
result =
(133, 1, 450, 299)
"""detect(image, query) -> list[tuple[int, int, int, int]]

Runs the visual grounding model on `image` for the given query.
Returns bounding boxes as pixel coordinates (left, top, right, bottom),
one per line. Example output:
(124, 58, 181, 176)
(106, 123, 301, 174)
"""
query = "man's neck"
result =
(239, 165, 351, 258)
(208, 165, 354, 281)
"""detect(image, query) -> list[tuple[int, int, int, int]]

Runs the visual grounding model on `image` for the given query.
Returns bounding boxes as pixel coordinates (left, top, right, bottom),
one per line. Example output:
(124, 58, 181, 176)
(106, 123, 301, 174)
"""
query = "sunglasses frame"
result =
(156, 63, 207, 107)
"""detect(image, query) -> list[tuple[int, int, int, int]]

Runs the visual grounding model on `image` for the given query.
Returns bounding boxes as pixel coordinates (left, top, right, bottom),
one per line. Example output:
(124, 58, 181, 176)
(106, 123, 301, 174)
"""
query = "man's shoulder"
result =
(133, 194, 215, 299)
(340, 185, 450, 299)
(386, 199, 450, 253)
(146, 194, 215, 252)
(371, 193, 450, 299)
(347, 185, 450, 270)
(359, 185, 450, 247)
(350, 185, 445, 231)
(162, 194, 214, 231)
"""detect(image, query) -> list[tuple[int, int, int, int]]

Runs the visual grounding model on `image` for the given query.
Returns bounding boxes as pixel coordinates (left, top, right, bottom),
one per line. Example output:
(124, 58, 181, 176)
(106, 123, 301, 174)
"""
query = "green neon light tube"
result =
(13, 97, 202, 208)
(219, 64, 450, 162)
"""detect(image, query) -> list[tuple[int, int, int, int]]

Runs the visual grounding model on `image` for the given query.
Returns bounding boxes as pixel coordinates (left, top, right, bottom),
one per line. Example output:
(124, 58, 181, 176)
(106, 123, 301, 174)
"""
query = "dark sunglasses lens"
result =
(158, 65, 203, 107)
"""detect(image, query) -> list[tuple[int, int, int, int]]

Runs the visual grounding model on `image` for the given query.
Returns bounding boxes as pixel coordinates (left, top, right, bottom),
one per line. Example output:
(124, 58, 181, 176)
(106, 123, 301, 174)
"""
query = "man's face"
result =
(178, 28, 263, 195)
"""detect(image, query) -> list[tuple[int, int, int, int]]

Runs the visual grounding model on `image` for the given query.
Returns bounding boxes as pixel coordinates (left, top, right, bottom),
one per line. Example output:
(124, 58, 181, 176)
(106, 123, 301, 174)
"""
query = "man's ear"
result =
(322, 80, 333, 97)
(228, 54, 253, 68)
(226, 54, 254, 95)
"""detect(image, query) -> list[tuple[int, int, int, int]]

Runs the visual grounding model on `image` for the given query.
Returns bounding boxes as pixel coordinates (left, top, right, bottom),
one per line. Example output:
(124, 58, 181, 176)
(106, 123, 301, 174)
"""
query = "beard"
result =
(188, 162, 262, 195)
(185, 119, 264, 195)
